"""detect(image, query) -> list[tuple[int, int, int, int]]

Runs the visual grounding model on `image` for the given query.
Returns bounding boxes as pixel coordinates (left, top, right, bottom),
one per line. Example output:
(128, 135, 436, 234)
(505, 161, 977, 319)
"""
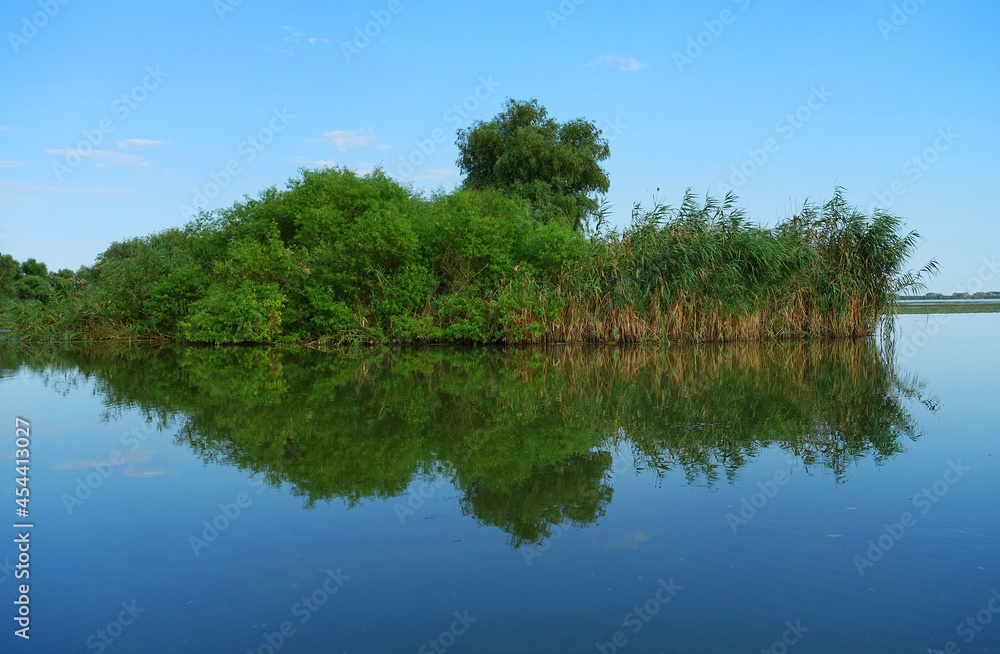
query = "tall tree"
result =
(456, 99, 610, 229)
(20, 257, 47, 278)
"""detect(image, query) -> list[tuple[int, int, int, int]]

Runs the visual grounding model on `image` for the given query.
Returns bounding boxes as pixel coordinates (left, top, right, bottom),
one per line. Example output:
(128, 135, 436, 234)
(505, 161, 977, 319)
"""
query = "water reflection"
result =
(0, 340, 932, 548)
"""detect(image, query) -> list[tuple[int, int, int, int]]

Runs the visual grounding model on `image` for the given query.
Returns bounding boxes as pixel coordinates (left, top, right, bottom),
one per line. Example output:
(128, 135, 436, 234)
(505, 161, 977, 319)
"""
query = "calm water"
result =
(1, 315, 998, 653)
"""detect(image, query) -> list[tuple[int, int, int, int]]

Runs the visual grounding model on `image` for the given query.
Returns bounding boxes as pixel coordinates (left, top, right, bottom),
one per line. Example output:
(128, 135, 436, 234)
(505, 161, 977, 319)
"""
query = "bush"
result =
(145, 265, 206, 333)
(94, 229, 198, 326)
(20, 258, 47, 278)
(13, 275, 52, 303)
(179, 281, 287, 343)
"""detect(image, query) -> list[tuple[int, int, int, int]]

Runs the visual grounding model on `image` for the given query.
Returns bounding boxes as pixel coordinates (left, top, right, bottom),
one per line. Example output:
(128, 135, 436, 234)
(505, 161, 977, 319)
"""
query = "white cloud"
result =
(0, 125, 21, 132)
(281, 25, 303, 42)
(590, 530, 650, 551)
(0, 161, 24, 169)
(309, 128, 385, 152)
(43, 149, 148, 169)
(587, 55, 646, 72)
(281, 25, 328, 45)
(124, 466, 168, 478)
(117, 139, 166, 150)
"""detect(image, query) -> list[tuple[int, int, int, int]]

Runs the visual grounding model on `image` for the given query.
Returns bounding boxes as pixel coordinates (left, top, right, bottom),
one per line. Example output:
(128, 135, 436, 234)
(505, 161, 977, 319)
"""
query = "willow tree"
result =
(456, 98, 610, 230)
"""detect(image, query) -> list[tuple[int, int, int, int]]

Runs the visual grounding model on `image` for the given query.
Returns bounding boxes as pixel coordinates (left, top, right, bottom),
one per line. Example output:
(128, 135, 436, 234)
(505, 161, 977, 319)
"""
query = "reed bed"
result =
(499, 188, 935, 344)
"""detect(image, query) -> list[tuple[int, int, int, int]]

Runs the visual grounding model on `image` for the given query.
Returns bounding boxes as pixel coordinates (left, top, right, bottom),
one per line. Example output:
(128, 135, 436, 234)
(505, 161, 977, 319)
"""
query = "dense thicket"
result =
(0, 172, 932, 345)
(1, 99, 934, 345)
(0, 254, 77, 305)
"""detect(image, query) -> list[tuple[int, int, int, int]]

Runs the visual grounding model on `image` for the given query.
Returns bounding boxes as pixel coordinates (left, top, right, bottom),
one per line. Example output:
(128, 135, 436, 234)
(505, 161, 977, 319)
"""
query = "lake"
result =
(1, 313, 998, 653)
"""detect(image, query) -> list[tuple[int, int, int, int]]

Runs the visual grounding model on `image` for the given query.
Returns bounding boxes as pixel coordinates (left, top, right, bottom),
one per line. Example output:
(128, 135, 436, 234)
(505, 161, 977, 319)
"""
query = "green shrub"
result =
(93, 229, 198, 326)
(20, 258, 47, 278)
(145, 265, 206, 334)
(13, 275, 52, 303)
(179, 281, 287, 343)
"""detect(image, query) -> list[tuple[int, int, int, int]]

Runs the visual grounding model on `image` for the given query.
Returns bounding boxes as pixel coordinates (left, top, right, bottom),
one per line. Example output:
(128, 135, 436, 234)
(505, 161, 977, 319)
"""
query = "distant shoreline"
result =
(898, 293, 1000, 301)
(894, 300, 1000, 315)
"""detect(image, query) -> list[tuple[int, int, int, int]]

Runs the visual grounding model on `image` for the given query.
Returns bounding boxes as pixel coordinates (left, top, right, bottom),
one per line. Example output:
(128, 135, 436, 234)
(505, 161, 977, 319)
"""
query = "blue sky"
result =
(1, 0, 997, 292)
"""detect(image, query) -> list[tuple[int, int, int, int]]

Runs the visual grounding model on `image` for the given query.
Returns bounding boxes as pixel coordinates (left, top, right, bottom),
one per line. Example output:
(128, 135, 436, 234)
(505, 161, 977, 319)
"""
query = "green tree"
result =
(20, 258, 47, 278)
(456, 98, 611, 229)
(12, 275, 52, 303)
(0, 253, 20, 298)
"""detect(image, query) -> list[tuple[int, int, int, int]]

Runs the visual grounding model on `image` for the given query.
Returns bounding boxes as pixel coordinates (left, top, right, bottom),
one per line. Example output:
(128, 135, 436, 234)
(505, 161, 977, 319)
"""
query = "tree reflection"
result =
(0, 339, 932, 547)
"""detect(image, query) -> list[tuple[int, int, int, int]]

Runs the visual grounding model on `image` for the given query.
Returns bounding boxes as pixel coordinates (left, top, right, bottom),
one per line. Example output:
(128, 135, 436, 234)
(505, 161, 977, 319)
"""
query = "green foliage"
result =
(0, 253, 20, 298)
(179, 281, 287, 343)
(145, 265, 205, 333)
(20, 258, 47, 278)
(543, 188, 938, 342)
(457, 98, 611, 229)
(895, 301, 1000, 315)
(13, 276, 52, 303)
(94, 228, 199, 327)
(75, 265, 97, 284)
(1, 138, 931, 345)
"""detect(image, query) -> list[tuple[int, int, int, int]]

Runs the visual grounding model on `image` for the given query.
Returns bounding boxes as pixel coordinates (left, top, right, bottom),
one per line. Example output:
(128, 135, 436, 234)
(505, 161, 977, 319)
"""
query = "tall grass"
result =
(500, 187, 936, 343)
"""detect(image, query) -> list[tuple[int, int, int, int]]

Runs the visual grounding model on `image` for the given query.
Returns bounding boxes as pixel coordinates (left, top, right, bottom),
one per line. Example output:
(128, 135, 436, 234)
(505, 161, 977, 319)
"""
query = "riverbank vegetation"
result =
(1, 99, 935, 345)
(895, 301, 1000, 315)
